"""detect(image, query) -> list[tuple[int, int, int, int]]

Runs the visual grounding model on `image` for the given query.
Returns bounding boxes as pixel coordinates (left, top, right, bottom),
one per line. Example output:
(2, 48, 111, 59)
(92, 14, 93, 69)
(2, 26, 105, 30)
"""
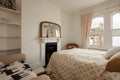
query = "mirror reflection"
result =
(40, 21, 61, 38)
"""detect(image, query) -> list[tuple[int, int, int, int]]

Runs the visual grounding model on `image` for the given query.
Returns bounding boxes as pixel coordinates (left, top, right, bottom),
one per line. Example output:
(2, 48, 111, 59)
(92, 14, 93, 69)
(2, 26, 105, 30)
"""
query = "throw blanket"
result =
(46, 49, 120, 80)
(0, 60, 37, 80)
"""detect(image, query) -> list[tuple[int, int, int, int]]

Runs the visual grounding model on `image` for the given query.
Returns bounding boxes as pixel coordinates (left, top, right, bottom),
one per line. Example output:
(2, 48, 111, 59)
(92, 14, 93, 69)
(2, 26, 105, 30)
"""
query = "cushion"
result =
(0, 60, 37, 80)
(105, 47, 120, 59)
(106, 51, 120, 72)
(0, 54, 26, 64)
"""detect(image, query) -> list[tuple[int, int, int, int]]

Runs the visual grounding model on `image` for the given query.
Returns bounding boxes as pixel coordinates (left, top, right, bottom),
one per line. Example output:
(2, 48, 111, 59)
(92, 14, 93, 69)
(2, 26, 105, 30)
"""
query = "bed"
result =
(46, 48, 120, 80)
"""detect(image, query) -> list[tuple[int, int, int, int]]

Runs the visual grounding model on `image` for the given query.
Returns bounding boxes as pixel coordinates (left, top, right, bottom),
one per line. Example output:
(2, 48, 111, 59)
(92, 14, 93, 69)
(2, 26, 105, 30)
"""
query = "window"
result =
(112, 13, 120, 46)
(89, 17, 104, 46)
(87, 8, 120, 49)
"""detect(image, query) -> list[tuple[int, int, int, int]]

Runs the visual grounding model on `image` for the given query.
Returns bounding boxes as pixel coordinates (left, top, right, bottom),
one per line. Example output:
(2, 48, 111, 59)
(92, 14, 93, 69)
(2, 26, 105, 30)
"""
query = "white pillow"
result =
(105, 47, 120, 59)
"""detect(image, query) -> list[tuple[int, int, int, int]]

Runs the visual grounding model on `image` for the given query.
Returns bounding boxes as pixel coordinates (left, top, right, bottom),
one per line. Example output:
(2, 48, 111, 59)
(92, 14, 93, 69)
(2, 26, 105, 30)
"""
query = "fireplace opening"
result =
(45, 42, 57, 66)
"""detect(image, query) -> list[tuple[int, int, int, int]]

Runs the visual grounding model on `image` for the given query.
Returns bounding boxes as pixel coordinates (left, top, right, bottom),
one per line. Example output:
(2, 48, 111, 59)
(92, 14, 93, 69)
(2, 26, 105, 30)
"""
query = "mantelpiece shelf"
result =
(39, 37, 63, 43)
(40, 37, 63, 39)
(0, 7, 21, 14)
(40, 37, 63, 40)
(0, 22, 21, 26)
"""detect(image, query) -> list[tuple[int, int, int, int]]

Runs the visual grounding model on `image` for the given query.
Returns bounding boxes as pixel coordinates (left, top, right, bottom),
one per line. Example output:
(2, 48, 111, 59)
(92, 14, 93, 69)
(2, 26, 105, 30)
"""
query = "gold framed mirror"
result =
(40, 21, 61, 38)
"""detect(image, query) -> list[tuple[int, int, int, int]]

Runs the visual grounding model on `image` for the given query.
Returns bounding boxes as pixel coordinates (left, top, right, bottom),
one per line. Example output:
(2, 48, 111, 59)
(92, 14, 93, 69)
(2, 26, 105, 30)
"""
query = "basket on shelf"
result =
(0, 0, 16, 10)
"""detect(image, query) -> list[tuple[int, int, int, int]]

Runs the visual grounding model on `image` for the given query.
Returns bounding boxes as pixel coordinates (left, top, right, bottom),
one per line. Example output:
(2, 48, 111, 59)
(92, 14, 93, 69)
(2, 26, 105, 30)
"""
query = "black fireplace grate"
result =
(45, 42, 57, 67)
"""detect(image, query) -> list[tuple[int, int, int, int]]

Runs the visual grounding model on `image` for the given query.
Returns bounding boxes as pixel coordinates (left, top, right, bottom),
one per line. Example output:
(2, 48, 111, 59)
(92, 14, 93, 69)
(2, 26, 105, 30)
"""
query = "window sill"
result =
(88, 45, 108, 51)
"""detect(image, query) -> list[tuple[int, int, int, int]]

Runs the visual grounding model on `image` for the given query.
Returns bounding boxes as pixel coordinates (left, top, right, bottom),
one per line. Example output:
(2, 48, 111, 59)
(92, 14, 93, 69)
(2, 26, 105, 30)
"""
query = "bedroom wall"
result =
(22, 0, 73, 67)
(22, 0, 62, 67)
(61, 11, 73, 49)
(72, 14, 82, 47)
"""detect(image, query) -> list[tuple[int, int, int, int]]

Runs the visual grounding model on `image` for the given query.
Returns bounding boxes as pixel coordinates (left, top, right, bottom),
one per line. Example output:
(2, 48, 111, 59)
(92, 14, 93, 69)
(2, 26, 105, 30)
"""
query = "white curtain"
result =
(81, 13, 92, 48)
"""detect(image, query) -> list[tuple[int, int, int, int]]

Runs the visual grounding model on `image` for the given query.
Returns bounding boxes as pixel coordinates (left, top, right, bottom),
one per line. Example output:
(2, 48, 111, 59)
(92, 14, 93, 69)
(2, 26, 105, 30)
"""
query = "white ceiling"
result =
(15, 0, 120, 12)
(50, 0, 112, 12)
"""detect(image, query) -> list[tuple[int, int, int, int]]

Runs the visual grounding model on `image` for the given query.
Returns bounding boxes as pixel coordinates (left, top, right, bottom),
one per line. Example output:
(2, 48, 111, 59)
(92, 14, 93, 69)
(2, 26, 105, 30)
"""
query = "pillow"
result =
(105, 47, 120, 59)
(106, 51, 120, 72)
(0, 60, 37, 80)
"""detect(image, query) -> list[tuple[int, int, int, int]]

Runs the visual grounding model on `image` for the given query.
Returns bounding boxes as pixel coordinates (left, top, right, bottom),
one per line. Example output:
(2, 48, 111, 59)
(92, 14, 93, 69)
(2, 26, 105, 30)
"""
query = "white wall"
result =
(72, 14, 82, 47)
(22, 0, 61, 67)
(61, 11, 73, 49)
(22, 0, 74, 67)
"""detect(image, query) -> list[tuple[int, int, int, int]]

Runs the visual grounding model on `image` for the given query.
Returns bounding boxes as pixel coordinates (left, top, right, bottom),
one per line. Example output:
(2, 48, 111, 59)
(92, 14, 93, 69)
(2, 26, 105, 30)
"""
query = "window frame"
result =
(111, 12, 120, 47)
(87, 7, 120, 50)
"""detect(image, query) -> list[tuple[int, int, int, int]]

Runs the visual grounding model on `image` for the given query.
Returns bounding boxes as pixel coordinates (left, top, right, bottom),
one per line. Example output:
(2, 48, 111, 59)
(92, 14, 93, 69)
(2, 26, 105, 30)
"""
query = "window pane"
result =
(89, 17, 104, 46)
(112, 37, 120, 46)
(89, 36, 93, 45)
(112, 13, 120, 29)
(112, 13, 120, 47)
(91, 17, 104, 29)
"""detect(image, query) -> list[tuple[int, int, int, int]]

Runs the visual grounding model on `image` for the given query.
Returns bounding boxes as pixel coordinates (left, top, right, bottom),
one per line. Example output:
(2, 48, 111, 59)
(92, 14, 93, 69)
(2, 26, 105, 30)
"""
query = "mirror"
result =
(40, 21, 61, 38)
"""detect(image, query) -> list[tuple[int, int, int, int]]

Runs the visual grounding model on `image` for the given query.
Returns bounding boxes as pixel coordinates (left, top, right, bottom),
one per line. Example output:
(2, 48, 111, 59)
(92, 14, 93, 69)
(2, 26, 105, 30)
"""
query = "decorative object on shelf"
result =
(47, 29, 56, 38)
(0, 0, 16, 10)
(40, 21, 61, 38)
(0, 0, 6, 7)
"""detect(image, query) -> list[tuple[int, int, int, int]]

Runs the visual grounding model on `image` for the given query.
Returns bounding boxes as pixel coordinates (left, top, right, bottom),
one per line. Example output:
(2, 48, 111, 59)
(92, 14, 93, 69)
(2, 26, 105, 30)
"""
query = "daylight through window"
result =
(112, 13, 120, 47)
(89, 17, 104, 46)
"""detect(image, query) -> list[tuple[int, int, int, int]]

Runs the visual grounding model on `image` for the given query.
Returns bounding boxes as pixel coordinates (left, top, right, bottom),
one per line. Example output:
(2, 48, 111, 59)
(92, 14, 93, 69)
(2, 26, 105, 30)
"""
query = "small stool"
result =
(32, 74, 51, 80)
(66, 43, 79, 49)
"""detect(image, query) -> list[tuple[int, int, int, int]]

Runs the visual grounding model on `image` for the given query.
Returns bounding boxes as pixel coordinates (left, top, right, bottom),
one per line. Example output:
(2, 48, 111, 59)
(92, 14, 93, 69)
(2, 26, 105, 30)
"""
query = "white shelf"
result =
(0, 36, 21, 39)
(0, 22, 21, 26)
(0, 48, 21, 51)
(0, 6, 21, 53)
(0, 7, 21, 14)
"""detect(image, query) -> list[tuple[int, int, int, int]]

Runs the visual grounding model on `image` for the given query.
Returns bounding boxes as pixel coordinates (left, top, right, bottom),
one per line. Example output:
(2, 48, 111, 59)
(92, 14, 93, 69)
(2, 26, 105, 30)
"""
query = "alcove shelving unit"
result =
(0, 7, 21, 55)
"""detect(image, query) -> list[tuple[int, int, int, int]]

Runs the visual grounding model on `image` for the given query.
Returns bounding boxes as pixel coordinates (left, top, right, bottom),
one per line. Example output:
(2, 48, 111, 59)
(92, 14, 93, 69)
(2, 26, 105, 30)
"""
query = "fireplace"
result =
(40, 21, 62, 66)
(45, 42, 57, 66)
(40, 38, 62, 66)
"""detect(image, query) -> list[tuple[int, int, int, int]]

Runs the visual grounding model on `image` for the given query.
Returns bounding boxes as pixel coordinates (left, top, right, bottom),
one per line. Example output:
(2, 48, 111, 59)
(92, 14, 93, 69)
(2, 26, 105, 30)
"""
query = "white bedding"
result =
(46, 49, 120, 80)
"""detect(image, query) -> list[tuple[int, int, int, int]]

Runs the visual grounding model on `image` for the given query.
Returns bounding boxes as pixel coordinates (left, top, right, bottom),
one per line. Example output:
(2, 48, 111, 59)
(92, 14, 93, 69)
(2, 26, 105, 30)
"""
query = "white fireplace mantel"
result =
(40, 38, 63, 43)
(39, 37, 63, 66)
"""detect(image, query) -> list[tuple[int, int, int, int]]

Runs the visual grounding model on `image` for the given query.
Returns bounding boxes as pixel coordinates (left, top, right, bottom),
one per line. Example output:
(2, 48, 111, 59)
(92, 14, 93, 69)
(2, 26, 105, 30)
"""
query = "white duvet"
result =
(46, 49, 120, 80)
